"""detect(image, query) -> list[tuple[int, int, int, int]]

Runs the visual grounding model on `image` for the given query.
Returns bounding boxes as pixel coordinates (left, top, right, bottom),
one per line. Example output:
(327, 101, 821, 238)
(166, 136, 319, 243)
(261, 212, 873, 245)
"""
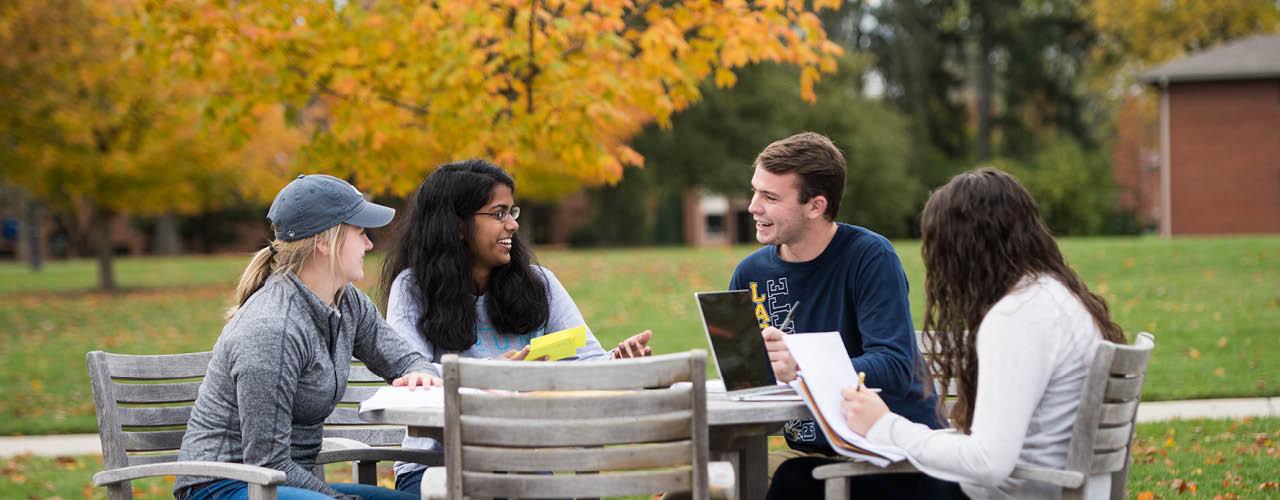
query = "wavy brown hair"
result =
(919, 167, 1125, 433)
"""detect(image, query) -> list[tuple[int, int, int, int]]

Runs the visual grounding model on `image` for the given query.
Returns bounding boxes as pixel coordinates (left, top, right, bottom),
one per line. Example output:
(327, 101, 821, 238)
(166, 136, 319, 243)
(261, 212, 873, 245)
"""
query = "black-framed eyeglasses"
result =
(474, 206, 520, 222)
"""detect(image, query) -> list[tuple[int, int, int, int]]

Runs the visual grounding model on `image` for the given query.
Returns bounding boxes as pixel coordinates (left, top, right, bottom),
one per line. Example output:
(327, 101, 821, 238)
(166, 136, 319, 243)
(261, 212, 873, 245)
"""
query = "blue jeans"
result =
(393, 468, 424, 495)
(180, 478, 418, 500)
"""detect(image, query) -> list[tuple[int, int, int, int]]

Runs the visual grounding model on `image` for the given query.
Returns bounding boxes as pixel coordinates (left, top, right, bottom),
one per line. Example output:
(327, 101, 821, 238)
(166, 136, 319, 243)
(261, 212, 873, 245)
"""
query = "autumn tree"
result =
(138, 0, 844, 199)
(0, 0, 303, 290)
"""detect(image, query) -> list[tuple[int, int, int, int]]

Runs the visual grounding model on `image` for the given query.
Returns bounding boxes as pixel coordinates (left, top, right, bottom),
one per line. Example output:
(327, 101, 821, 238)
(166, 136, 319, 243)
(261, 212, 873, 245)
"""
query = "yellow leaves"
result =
(1216, 337, 1228, 348)
(1186, 348, 1200, 360)
(1213, 367, 1226, 378)
(713, 68, 737, 88)
(799, 66, 819, 103)
(1136, 492, 1155, 500)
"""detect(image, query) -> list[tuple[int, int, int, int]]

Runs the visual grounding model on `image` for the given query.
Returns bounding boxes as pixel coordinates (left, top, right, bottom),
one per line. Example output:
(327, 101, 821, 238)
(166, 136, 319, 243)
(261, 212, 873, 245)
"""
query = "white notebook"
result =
(783, 331, 907, 466)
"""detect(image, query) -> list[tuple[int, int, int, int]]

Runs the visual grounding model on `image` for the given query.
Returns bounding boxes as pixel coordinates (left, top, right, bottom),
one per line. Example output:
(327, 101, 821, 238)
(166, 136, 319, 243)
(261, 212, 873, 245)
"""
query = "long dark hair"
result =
(379, 159, 549, 352)
(919, 167, 1125, 433)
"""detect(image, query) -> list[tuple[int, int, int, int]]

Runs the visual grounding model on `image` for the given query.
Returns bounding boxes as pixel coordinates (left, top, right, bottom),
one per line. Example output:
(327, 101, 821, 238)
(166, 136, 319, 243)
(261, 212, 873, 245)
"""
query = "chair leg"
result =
(824, 477, 849, 500)
(354, 460, 378, 485)
(106, 482, 133, 500)
(247, 484, 278, 500)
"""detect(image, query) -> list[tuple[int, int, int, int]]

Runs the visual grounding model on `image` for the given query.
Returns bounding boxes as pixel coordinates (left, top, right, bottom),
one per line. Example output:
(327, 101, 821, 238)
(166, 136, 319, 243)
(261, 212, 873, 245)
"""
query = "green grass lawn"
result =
(0, 236, 1277, 435)
(3, 417, 1276, 499)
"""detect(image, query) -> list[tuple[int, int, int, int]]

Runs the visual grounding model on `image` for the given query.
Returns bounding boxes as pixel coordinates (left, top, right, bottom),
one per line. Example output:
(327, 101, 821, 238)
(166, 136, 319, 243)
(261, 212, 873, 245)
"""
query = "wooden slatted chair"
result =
(812, 332, 1155, 500)
(86, 351, 440, 499)
(422, 350, 736, 500)
(87, 351, 284, 500)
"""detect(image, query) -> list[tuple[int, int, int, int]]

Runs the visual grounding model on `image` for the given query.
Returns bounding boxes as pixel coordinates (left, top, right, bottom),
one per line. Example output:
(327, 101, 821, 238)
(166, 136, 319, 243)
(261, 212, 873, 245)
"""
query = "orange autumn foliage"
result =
(137, 0, 844, 199)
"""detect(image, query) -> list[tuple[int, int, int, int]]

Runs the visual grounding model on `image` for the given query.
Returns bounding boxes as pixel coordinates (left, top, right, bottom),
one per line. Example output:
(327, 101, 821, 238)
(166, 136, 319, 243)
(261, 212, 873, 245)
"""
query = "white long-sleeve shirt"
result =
(865, 274, 1110, 500)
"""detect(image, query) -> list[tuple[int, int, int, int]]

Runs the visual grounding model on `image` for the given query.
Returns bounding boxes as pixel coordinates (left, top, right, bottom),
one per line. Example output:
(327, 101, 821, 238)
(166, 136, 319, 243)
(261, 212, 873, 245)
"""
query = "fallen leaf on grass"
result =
(1136, 492, 1155, 500)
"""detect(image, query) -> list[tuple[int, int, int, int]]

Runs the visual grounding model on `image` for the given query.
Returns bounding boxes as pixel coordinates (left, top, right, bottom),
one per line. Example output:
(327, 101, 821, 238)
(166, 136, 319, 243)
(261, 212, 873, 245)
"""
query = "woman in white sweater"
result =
(843, 167, 1127, 500)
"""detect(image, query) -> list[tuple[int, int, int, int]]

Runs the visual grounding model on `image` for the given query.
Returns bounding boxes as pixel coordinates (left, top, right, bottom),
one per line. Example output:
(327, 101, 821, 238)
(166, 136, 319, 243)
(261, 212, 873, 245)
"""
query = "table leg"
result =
(710, 424, 777, 500)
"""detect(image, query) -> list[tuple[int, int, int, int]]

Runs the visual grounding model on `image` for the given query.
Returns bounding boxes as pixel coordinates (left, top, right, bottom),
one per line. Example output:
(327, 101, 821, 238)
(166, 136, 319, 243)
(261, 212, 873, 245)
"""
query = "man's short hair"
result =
(754, 132, 846, 220)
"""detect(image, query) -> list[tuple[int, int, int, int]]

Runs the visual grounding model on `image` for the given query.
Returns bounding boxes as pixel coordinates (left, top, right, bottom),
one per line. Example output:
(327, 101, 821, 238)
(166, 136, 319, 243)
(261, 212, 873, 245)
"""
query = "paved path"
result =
(2, 397, 1277, 458)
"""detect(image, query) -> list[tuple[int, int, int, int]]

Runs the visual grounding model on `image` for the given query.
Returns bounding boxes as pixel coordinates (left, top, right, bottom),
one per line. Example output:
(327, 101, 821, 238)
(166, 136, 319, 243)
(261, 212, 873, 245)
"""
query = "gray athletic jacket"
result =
(174, 272, 431, 496)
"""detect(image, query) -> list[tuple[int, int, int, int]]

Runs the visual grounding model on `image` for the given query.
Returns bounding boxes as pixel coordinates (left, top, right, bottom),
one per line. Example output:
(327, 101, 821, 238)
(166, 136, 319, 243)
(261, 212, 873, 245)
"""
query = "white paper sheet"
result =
(358, 386, 444, 412)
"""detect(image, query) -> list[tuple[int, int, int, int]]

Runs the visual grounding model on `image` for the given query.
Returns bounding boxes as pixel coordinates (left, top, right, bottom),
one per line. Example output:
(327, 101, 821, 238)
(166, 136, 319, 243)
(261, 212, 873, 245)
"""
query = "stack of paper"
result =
(526, 325, 587, 361)
(783, 332, 907, 467)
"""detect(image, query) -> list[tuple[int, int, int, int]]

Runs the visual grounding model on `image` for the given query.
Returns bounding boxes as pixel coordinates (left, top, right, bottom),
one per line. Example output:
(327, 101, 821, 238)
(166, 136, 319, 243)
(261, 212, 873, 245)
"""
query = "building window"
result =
(706, 214, 725, 236)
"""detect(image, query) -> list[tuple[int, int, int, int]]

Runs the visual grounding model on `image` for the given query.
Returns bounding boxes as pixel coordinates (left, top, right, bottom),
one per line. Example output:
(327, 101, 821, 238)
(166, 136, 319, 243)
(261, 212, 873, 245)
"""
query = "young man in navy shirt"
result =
(730, 132, 960, 499)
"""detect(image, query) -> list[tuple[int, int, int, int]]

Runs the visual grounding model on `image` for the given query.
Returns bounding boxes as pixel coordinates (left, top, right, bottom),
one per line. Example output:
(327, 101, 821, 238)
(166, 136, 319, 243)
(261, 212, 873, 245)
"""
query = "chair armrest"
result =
(812, 459, 920, 480)
(316, 448, 443, 467)
(93, 462, 286, 487)
(321, 437, 371, 452)
(422, 466, 447, 500)
(1010, 463, 1085, 488)
(708, 461, 737, 500)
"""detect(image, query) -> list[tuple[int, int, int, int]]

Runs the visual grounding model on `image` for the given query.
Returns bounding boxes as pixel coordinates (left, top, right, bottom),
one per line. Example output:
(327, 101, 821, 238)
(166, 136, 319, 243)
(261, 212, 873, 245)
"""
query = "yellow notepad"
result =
(526, 325, 587, 361)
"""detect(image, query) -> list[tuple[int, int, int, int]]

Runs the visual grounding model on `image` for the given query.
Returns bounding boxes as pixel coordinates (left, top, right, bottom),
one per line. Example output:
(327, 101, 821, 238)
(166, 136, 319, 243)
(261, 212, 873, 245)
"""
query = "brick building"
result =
(1137, 35, 1280, 236)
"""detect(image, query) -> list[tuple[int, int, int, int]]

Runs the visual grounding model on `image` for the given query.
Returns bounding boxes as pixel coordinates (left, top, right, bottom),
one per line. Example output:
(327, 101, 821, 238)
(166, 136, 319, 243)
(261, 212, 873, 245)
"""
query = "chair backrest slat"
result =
(117, 406, 193, 428)
(454, 355, 695, 391)
(464, 468, 693, 499)
(111, 381, 202, 404)
(341, 385, 381, 404)
(459, 385, 692, 419)
(1098, 400, 1138, 426)
(324, 407, 370, 425)
(460, 410, 694, 448)
(442, 350, 709, 499)
(462, 441, 694, 472)
(1103, 375, 1144, 401)
(347, 365, 384, 383)
(122, 430, 186, 452)
(100, 352, 213, 379)
(322, 426, 406, 446)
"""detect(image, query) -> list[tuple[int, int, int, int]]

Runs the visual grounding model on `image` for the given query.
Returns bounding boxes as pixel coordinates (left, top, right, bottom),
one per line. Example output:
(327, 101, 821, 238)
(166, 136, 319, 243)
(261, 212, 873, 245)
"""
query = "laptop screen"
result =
(695, 290, 778, 391)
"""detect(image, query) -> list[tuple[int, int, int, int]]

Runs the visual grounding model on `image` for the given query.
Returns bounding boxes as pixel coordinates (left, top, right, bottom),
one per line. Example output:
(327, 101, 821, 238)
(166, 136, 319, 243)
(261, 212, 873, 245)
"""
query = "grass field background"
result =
(2, 236, 1279, 498)
(3, 235, 1276, 436)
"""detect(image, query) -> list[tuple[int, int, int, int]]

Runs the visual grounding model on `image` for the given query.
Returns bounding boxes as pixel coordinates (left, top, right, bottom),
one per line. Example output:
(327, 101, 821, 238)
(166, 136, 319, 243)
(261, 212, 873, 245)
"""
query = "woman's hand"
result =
(392, 371, 442, 389)
(841, 385, 890, 435)
(612, 330, 654, 359)
(501, 346, 545, 361)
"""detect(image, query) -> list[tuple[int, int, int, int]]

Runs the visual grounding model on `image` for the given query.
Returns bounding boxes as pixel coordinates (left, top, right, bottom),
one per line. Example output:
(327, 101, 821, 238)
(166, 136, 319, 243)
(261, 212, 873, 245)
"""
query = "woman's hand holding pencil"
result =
(841, 371, 890, 435)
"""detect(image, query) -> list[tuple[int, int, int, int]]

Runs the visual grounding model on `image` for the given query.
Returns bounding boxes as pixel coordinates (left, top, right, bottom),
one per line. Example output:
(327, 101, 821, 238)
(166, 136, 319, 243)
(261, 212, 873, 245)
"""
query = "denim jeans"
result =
(179, 478, 418, 500)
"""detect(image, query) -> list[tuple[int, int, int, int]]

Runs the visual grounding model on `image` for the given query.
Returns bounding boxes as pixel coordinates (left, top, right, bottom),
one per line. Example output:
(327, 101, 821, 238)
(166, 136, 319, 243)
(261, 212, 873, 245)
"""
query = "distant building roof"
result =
(1139, 35, 1280, 85)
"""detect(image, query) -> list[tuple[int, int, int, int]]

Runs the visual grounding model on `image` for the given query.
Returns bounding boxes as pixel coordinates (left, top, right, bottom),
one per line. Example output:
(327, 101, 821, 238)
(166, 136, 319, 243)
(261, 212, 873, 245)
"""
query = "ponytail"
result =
(227, 245, 277, 319)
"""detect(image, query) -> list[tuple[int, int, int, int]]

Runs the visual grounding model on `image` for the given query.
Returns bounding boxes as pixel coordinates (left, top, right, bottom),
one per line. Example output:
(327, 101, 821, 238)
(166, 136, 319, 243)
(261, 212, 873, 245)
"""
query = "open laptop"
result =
(694, 290, 798, 401)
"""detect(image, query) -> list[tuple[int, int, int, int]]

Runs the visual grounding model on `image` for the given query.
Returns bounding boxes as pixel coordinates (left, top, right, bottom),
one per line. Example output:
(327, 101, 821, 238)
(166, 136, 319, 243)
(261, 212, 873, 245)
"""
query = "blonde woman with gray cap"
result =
(175, 174, 436, 500)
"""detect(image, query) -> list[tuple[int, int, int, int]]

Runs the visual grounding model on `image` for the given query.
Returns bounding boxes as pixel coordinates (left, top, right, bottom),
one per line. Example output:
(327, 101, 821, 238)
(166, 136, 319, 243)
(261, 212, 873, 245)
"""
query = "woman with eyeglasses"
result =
(378, 159, 654, 494)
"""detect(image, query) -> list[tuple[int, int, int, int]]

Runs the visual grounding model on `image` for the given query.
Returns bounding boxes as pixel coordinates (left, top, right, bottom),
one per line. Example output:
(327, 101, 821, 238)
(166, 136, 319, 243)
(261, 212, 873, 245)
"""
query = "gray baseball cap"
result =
(267, 174, 395, 242)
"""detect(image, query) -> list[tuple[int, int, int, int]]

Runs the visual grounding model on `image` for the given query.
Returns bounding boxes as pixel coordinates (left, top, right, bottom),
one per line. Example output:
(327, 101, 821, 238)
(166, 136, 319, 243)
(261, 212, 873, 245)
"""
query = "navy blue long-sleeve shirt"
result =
(729, 223, 942, 454)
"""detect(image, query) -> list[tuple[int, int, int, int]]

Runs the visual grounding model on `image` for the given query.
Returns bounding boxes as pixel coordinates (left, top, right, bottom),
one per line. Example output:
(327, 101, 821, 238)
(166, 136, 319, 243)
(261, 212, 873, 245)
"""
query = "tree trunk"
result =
(975, 0, 994, 161)
(94, 206, 118, 292)
(152, 212, 182, 255)
(24, 197, 43, 270)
